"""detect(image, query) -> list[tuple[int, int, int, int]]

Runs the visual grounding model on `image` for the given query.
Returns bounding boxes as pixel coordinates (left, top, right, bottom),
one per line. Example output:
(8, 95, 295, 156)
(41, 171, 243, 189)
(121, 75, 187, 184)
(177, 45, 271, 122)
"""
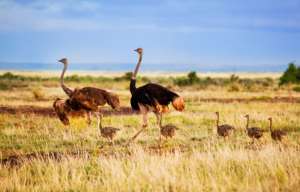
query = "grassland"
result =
(0, 71, 299, 191)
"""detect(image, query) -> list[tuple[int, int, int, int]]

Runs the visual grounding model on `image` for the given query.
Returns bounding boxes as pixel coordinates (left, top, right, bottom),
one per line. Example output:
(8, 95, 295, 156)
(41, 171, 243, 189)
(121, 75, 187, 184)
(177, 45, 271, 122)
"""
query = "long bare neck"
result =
(132, 53, 143, 79)
(60, 63, 73, 97)
(246, 117, 249, 129)
(269, 119, 273, 132)
(98, 115, 103, 131)
(216, 114, 219, 127)
(159, 117, 163, 129)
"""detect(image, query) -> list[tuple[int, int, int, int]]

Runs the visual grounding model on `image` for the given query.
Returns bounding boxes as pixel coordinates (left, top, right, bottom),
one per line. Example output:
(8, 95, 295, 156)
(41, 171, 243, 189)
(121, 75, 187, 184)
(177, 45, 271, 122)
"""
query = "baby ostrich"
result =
(128, 48, 184, 143)
(268, 117, 286, 141)
(159, 118, 179, 140)
(55, 58, 120, 126)
(98, 114, 120, 144)
(215, 112, 235, 138)
(244, 114, 263, 143)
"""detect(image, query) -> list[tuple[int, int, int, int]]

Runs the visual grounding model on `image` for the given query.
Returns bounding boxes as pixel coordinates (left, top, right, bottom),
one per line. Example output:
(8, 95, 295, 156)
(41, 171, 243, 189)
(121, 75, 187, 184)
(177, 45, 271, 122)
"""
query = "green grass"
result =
(0, 73, 300, 191)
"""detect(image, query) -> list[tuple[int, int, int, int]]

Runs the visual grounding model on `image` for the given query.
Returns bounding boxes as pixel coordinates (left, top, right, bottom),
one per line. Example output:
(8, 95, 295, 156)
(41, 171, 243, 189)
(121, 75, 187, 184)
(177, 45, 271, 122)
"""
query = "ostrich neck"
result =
(60, 64, 73, 97)
(246, 118, 249, 129)
(98, 115, 103, 131)
(269, 120, 273, 132)
(216, 114, 219, 127)
(132, 53, 143, 79)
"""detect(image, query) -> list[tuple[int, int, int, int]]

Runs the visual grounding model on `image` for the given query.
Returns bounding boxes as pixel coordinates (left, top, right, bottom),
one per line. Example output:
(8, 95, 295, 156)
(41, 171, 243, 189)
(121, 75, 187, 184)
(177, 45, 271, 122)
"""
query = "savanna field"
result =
(0, 71, 299, 191)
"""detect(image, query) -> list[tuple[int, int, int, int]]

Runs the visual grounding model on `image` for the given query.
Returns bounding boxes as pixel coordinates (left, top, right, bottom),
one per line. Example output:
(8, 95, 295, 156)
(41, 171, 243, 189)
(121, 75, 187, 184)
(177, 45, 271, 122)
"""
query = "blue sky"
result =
(0, 0, 299, 71)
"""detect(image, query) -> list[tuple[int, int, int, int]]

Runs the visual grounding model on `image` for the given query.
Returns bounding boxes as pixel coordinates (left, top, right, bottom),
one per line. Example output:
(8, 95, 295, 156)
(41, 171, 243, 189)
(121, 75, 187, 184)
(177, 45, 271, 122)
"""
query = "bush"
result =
(32, 88, 46, 100)
(293, 86, 300, 92)
(279, 62, 300, 85)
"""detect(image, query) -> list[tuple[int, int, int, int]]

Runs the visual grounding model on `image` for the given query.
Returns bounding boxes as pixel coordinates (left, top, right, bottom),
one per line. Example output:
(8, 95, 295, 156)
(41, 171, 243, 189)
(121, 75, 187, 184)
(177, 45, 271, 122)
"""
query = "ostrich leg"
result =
(86, 111, 92, 126)
(126, 109, 148, 145)
(155, 113, 163, 142)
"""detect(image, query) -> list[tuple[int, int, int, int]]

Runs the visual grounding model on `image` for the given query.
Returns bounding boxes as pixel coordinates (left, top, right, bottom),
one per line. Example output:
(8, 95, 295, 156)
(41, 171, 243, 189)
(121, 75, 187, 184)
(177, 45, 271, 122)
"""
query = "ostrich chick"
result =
(215, 112, 235, 138)
(98, 114, 120, 143)
(159, 118, 179, 139)
(268, 117, 286, 141)
(244, 114, 263, 143)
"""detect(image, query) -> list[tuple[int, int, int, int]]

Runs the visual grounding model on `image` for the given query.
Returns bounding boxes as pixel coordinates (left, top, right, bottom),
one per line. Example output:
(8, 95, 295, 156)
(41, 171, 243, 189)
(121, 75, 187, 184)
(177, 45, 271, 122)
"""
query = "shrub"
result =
(293, 86, 300, 92)
(279, 62, 300, 85)
(32, 88, 46, 100)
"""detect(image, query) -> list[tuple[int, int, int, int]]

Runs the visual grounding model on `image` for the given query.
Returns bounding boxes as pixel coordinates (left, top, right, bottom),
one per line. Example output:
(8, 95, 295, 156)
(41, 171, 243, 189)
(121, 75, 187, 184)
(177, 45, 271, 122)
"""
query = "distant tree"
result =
(187, 71, 199, 84)
(279, 62, 299, 85)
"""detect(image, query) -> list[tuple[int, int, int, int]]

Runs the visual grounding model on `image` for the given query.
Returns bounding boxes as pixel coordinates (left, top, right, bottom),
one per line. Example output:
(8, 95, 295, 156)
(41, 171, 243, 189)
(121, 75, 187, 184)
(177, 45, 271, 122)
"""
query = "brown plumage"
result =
(268, 117, 286, 141)
(55, 58, 120, 126)
(159, 118, 179, 139)
(53, 98, 70, 125)
(128, 48, 184, 143)
(244, 114, 263, 142)
(215, 112, 235, 137)
(98, 115, 120, 143)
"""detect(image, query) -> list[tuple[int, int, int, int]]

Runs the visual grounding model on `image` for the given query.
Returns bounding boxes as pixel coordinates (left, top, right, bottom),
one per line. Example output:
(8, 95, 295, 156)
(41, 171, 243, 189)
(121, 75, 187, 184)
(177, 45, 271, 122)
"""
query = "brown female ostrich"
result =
(98, 114, 120, 144)
(268, 117, 286, 141)
(244, 114, 263, 143)
(128, 48, 184, 143)
(159, 118, 179, 140)
(54, 58, 120, 126)
(215, 112, 234, 138)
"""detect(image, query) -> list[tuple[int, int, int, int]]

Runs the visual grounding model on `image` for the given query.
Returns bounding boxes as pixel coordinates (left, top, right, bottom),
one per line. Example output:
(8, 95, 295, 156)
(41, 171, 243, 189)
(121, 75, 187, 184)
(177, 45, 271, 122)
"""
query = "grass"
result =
(0, 71, 299, 191)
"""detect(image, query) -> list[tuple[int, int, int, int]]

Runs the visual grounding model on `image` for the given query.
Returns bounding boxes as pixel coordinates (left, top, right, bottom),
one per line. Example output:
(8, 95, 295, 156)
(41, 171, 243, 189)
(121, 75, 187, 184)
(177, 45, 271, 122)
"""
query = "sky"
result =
(0, 0, 299, 71)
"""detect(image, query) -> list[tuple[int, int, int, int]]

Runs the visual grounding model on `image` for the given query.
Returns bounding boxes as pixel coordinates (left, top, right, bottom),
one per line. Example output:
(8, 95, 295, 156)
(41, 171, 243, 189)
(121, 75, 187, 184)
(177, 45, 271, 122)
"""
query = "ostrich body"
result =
(98, 114, 120, 143)
(54, 58, 120, 126)
(53, 98, 71, 125)
(244, 115, 263, 142)
(268, 117, 286, 141)
(128, 48, 184, 143)
(160, 120, 179, 139)
(215, 112, 234, 137)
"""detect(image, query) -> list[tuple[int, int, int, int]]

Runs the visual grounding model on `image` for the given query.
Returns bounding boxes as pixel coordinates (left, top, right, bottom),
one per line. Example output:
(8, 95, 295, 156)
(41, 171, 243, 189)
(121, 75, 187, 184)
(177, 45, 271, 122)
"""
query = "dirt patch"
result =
(194, 96, 300, 103)
(0, 96, 299, 117)
(0, 151, 90, 167)
(0, 105, 135, 117)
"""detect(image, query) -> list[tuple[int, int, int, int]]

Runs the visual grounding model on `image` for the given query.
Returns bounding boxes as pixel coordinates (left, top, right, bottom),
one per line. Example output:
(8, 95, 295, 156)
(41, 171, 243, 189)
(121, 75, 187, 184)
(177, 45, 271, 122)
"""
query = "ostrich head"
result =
(244, 114, 249, 119)
(215, 112, 219, 115)
(58, 58, 68, 65)
(53, 98, 70, 126)
(105, 92, 121, 111)
(134, 48, 143, 54)
(268, 117, 272, 121)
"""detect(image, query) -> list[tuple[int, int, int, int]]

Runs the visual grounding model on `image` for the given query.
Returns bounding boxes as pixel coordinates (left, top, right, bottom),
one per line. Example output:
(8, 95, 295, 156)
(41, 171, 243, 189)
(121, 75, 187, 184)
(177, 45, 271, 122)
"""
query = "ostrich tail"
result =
(172, 96, 185, 111)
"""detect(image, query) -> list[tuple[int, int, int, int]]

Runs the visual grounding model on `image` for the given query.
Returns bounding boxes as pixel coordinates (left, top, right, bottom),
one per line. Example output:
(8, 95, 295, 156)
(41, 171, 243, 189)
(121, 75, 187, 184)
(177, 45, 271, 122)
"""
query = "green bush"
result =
(293, 86, 300, 92)
(279, 62, 300, 85)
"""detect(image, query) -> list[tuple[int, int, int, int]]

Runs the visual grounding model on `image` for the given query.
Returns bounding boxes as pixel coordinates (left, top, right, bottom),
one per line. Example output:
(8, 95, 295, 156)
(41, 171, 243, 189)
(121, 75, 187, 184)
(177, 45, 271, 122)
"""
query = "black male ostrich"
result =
(128, 48, 184, 142)
(268, 117, 286, 142)
(215, 112, 235, 138)
(53, 58, 120, 126)
(244, 114, 263, 143)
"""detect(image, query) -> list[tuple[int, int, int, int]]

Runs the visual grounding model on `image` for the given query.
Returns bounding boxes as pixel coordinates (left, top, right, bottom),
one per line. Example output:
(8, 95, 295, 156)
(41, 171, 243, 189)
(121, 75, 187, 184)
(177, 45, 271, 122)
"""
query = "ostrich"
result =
(53, 98, 71, 126)
(268, 117, 286, 141)
(244, 114, 263, 143)
(159, 118, 179, 140)
(98, 114, 120, 144)
(215, 112, 235, 138)
(55, 58, 120, 126)
(128, 48, 184, 143)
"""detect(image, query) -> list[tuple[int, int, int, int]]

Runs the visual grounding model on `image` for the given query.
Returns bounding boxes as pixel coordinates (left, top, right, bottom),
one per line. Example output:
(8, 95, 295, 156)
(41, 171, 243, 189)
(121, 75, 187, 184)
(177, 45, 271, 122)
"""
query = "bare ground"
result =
(0, 96, 299, 117)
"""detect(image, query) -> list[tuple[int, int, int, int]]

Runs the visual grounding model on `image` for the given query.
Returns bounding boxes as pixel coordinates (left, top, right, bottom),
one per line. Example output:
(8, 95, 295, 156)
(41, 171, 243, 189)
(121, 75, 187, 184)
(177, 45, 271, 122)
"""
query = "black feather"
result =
(130, 83, 179, 111)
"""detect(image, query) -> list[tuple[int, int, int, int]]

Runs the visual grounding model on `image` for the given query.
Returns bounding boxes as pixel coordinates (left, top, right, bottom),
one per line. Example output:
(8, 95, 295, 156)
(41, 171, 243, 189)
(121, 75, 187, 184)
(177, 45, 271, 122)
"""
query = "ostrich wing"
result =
(141, 83, 178, 105)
